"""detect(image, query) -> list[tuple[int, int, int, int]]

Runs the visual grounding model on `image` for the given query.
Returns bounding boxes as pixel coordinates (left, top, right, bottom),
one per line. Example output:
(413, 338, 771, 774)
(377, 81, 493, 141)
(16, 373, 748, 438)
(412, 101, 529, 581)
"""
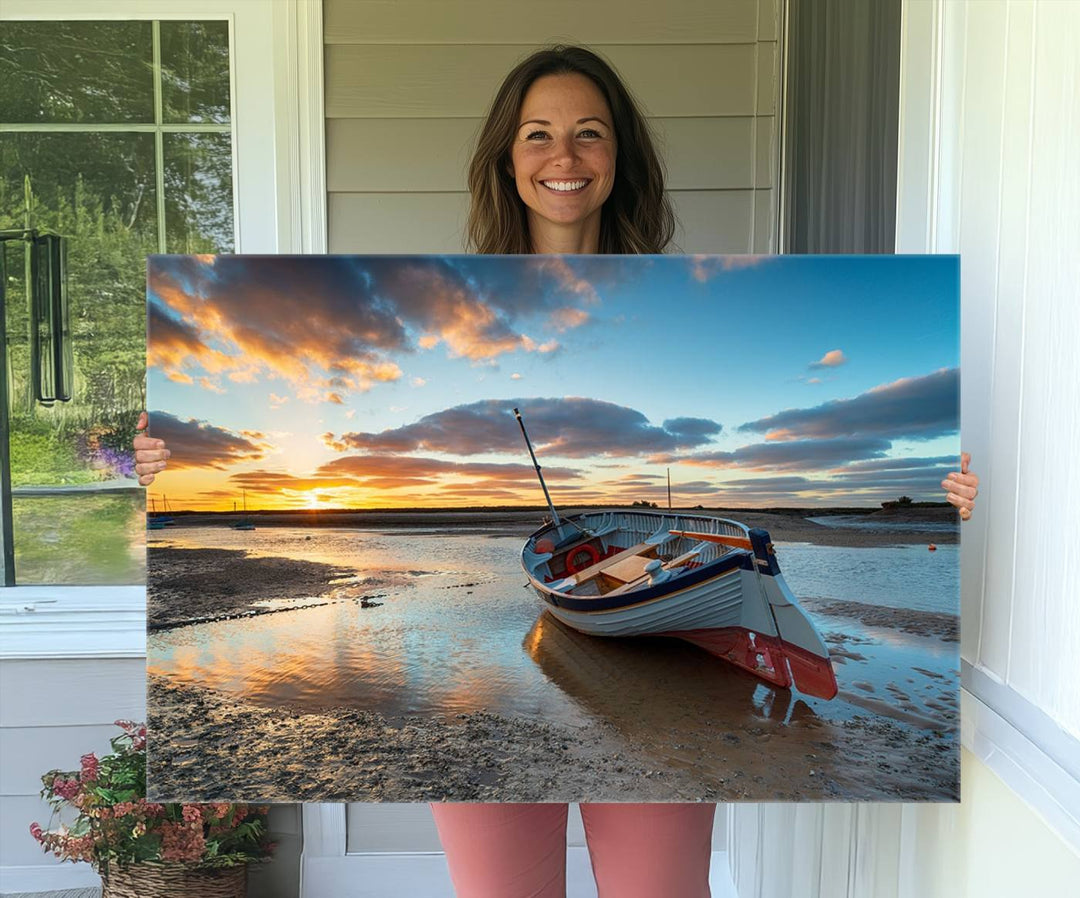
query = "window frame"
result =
(0, 0, 326, 658)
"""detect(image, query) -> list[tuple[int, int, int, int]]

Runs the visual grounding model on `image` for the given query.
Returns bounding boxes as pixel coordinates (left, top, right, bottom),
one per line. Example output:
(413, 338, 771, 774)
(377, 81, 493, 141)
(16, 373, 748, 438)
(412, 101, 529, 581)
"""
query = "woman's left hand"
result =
(942, 451, 979, 521)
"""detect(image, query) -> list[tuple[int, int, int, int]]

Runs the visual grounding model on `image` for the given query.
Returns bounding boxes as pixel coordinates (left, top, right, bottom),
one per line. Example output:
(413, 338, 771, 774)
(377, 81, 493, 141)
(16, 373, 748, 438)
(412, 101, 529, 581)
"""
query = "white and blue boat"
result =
(514, 409, 838, 699)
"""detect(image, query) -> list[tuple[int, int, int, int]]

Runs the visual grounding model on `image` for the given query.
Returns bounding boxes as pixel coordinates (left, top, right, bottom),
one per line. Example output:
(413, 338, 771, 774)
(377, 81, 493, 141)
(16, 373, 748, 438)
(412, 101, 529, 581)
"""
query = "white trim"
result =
(301, 804, 349, 859)
(0, 587, 146, 659)
(961, 682, 1080, 854)
(273, 0, 328, 253)
(895, 0, 943, 253)
(0, 862, 100, 893)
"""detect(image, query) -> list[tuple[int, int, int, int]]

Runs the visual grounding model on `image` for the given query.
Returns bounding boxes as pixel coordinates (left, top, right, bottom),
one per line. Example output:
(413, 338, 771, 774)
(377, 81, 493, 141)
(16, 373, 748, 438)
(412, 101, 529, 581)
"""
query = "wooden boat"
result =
(512, 407, 837, 700)
(521, 510, 838, 699)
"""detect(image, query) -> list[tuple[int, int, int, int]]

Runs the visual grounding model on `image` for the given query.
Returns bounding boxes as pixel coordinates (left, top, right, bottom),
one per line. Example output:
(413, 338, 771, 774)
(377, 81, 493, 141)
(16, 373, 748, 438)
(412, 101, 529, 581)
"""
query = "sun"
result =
(304, 490, 323, 509)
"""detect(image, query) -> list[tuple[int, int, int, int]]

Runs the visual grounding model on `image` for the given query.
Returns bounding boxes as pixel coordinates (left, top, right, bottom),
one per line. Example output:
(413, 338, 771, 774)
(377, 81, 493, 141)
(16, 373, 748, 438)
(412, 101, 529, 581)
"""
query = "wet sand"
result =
(147, 667, 956, 803)
(146, 506, 959, 803)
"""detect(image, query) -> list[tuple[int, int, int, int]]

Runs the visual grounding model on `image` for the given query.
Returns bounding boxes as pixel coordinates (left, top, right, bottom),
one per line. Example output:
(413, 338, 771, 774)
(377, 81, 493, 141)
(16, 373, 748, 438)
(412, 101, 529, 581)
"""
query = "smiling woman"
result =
(466, 45, 674, 255)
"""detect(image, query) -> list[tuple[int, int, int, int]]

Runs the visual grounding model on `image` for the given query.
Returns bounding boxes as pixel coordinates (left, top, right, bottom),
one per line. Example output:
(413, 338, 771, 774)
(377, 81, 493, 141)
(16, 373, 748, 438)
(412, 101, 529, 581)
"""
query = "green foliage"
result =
(31, 722, 274, 874)
(631, 499, 659, 508)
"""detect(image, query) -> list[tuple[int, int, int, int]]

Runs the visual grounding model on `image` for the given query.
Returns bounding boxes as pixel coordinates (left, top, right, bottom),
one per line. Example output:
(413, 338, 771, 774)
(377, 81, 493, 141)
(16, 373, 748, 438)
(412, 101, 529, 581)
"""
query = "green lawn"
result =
(12, 492, 145, 585)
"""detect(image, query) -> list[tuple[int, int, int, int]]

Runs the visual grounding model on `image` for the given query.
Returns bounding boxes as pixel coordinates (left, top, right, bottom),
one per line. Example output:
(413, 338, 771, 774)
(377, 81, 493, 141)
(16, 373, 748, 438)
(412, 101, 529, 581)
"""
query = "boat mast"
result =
(513, 408, 563, 534)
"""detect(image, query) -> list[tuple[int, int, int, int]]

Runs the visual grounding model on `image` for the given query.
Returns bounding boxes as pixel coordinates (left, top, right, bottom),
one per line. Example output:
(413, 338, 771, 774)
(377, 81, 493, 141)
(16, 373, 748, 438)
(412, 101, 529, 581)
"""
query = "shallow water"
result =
(806, 514, 958, 534)
(776, 541, 958, 613)
(148, 526, 959, 736)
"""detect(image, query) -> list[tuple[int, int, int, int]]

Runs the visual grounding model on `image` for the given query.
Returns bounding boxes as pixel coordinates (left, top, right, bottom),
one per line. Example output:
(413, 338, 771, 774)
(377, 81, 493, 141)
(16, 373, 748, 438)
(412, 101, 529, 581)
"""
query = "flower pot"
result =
(101, 862, 247, 898)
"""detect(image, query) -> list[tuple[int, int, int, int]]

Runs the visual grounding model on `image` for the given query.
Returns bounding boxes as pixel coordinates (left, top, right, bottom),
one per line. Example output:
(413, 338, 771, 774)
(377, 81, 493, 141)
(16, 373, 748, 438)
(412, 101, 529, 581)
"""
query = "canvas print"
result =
(145, 254, 960, 803)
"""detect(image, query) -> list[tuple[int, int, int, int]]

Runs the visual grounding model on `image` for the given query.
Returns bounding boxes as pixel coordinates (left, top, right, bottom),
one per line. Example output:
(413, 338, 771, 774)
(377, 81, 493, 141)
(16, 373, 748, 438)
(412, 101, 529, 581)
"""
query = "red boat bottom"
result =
(659, 626, 839, 700)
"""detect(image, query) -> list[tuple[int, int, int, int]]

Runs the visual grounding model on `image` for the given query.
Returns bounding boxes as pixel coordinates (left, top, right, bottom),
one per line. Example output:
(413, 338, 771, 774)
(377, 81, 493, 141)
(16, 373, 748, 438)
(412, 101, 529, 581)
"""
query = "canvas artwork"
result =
(145, 253, 960, 803)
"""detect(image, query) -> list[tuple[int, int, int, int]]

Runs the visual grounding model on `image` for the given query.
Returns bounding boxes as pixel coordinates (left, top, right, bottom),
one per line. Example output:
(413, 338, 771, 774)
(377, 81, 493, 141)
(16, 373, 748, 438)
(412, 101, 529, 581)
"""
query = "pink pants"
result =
(430, 803, 716, 898)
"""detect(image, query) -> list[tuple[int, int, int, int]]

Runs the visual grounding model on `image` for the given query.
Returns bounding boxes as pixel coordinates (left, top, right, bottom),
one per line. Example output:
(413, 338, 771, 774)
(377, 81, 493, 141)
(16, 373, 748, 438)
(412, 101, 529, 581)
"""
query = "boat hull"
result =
(522, 511, 838, 699)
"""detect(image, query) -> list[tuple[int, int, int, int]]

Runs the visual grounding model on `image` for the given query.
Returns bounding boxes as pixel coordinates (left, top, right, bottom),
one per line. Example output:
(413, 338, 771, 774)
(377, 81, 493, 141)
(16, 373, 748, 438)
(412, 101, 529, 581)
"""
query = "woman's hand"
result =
(133, 411, 170, 486)
(942, 451, 979, 521)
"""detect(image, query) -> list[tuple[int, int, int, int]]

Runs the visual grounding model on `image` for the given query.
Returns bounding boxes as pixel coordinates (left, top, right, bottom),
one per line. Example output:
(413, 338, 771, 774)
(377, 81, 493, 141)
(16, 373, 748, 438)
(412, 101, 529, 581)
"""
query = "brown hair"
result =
(466, 45, 676, 255)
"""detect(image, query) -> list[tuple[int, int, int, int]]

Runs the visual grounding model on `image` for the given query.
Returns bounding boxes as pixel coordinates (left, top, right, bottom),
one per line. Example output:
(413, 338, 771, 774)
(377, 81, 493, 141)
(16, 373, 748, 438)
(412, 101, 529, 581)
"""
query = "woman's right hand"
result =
(134, 411, 170, 486)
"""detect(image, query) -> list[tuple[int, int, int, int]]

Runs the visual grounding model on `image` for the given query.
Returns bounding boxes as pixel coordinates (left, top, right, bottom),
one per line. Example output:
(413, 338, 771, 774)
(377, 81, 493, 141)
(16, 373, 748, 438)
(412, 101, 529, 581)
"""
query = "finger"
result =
(135, 449, 170, 463)
(945, 472, 979, 490)
(133, 437, 166, 450)
(135, 460, 169, 475)
(136, 411, 148, 432)
(941, 479, 978, 500)
(960, 451, 970, 475)
(959, 507, 971, 521)
(138, 473, 155, 486)
(945, 493, 974, 512)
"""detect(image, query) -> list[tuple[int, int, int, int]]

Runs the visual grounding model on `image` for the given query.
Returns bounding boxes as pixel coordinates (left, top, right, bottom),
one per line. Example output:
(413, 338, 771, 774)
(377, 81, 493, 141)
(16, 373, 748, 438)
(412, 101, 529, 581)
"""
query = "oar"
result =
(669, 529, 753, 550)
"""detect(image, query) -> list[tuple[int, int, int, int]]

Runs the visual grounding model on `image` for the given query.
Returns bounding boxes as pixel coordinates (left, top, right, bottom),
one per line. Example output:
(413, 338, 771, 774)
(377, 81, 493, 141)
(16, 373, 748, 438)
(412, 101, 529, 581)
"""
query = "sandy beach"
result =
(146, 506, 959, 803)
(147, 667, 956, 803)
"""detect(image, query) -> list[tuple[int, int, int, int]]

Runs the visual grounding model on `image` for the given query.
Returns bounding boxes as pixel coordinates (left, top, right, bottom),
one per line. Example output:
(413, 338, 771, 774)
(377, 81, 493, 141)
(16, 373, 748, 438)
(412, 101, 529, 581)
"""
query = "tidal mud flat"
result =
(146, 507, 959, 803)
(147, 659, 956, 804)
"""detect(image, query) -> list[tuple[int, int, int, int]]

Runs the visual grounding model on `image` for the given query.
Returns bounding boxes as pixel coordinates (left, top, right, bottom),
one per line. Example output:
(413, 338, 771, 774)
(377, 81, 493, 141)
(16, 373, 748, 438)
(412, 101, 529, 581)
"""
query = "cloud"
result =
(740, 368, 959, 442)
(548, 307, 591, 332)
(411, 377, 427, 387)
(315, 454, 582, 491)
(672, 437, 893, 472)
(689, 255, 771, 282)
(269, 393, 288, 409)
(662, 417, 723, 441)
(326, 398, 722, 458)
(809, 349, 847, 369)
(511, 373, 522, 380)
(148, 411, 270, 470)
(199, 377, 226, 394)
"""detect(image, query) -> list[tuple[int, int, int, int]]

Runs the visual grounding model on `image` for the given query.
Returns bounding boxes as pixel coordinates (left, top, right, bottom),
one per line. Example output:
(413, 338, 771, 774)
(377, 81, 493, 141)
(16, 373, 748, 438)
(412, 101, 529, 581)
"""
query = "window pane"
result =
(2, 132, 152, 585)
(0, 21, 154, 124)
(12, 493, 145, 585)
(160, 20, 232, 124)
(164, 133, 235, 253)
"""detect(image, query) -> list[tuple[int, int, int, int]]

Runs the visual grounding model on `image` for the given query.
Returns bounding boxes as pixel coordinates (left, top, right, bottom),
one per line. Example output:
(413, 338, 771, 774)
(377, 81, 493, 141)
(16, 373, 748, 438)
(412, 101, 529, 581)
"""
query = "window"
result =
(0, 0, 320, 658)
(1, 19, 234, 585)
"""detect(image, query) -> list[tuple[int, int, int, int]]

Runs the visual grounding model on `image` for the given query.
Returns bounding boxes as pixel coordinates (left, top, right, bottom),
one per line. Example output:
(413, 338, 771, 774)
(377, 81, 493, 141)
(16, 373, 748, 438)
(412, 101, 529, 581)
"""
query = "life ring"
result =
(565, 543, 600, 574)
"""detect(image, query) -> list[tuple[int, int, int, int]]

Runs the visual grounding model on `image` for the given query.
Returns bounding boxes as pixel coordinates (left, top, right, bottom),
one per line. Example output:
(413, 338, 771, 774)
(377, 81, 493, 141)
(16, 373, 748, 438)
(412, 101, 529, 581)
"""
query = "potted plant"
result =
(30, 720, 273, 897)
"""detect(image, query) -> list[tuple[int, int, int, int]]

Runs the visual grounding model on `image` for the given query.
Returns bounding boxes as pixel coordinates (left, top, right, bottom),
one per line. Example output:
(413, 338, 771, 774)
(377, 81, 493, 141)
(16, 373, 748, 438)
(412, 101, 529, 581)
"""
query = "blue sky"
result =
(147, 254, 959, 510)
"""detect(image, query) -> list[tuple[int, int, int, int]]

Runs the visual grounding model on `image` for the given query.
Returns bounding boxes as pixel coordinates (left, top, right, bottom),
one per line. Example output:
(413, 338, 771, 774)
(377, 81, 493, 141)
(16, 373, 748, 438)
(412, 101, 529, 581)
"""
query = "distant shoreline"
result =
(150, 505, 960, 547)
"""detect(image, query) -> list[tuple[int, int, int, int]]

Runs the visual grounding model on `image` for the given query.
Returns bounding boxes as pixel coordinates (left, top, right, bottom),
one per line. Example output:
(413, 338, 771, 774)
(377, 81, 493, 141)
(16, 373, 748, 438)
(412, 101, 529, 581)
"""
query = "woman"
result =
(135, 45, 979, 898)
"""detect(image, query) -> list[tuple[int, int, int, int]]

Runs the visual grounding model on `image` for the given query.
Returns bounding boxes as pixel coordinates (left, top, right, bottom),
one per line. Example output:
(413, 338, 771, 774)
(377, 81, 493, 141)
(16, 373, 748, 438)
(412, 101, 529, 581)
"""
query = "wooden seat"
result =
(561, 541, 655, 587)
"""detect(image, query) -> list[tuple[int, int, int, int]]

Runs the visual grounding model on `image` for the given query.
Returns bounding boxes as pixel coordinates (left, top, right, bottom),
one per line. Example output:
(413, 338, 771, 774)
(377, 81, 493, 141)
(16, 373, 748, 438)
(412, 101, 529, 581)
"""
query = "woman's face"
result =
(509, 73, 617, 243)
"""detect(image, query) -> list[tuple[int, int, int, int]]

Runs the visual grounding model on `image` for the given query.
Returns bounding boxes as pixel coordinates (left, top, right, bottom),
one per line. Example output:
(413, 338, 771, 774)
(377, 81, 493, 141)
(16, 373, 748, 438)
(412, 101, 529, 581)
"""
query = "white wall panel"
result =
(326, 44, 759, 119)
(327, 116, 769, 193)
(324, 0, 761, 46)
(1005, 0, 1080, 728)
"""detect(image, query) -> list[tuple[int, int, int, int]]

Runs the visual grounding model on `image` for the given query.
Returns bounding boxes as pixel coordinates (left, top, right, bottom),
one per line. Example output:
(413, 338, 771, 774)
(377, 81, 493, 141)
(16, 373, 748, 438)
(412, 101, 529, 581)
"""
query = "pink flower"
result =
(30, 822, 43, 842)
(112, 801, 137, 818)
(52, 778, 80, 801)
(80, 753, 99, 782)
(181, 805, 202, 824)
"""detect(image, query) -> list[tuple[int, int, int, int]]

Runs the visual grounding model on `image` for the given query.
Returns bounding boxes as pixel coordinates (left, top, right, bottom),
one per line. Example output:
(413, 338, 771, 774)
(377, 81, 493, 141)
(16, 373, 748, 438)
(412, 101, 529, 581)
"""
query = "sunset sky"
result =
(147, 254, 959, 512)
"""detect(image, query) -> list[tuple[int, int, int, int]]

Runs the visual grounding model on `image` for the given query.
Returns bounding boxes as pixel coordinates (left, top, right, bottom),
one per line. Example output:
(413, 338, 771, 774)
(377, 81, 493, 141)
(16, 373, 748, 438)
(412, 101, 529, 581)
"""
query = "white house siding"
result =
(323, 0, 779, 859)
(324, 0, 781, 254)
(0, 658, 146, 892)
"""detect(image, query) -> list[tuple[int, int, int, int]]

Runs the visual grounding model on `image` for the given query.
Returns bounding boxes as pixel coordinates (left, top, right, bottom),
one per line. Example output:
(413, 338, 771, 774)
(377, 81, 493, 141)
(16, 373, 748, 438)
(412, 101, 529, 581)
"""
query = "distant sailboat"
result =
(147, 495, 173, 530)
(231, 490, 255, 531)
